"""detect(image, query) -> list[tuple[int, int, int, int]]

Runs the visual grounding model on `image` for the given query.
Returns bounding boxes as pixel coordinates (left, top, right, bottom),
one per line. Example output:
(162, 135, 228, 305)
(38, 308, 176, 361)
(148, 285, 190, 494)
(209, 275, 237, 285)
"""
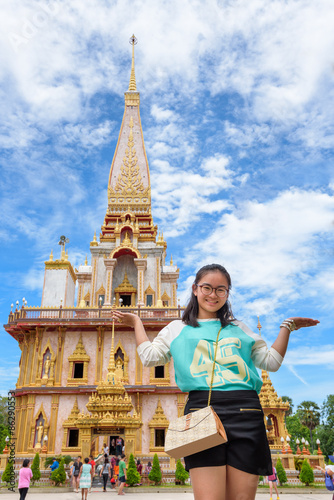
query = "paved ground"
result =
(0, 488, 331, 499)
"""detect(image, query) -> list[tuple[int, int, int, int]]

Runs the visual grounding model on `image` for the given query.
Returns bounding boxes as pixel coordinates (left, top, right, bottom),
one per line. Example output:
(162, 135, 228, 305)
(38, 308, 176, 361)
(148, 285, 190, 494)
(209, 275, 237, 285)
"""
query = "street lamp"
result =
(296, 438, 301, 454)
(286, 435, 292, 453)
(42, 434, 48, 453)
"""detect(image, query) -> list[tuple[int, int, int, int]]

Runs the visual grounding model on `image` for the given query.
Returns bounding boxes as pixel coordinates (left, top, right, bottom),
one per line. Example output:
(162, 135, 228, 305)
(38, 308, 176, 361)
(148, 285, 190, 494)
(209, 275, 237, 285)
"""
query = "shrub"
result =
(148, 453, 162, 484)
(51, 458, 66, 486)
(31, 453, 41, 483)
(175, 459, 189, 485)
(276, 458, 287, 485)
(126, 454, 141, 486)
(1, 460, 15, 484)
(299, 458, 314, 486)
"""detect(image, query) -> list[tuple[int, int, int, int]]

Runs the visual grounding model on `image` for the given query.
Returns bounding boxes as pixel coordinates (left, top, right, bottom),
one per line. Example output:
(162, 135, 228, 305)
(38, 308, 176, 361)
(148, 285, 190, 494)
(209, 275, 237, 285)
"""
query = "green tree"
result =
(314, 425, 334, 460)
(51, 458, 66, 486)
(276, 458, 287, 485)
(0, 396, 10, 454)
(31, 453, 41, 484)
(126, 454, 141, 486)
(281, 396, 294, 417)
(321, 395, 334, 427)
(45, 454, 72, 468)
(286, 414, 310, 453)
(148, 453, 162, 484)
(1, 459, 15, 485)
(297, 401, 321, 452)
(175, 459, 189, 485)
(299, 458, 314, 486)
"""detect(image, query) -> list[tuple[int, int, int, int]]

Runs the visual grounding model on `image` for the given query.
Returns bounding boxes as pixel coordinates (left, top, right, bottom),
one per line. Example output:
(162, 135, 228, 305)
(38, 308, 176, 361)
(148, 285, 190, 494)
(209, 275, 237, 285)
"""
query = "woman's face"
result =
(193, 271, 229, 319)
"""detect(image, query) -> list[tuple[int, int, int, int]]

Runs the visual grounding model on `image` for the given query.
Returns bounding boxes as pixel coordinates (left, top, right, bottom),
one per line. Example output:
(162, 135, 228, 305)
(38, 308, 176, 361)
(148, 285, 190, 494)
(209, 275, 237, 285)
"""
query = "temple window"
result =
(68, 429, 79, 447)
(67, 335, 90, 386)
(150, 362, 170, 386)
(146, 294, 153, 307)
(98, 294, 105, 306)
(154, 366, 164, 379)
(155, 429, 165, 447)
(73, 362, 84, 379)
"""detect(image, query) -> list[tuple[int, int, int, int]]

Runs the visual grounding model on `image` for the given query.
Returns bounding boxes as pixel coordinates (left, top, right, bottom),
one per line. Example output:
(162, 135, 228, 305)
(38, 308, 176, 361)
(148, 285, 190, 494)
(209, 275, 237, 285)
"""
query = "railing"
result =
(6, 305, 184, 324)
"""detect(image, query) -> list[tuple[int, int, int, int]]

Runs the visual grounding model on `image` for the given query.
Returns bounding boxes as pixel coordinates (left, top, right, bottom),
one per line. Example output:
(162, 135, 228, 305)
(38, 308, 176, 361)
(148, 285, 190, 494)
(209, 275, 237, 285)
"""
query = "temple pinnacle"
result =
(128, 34, 137, 91)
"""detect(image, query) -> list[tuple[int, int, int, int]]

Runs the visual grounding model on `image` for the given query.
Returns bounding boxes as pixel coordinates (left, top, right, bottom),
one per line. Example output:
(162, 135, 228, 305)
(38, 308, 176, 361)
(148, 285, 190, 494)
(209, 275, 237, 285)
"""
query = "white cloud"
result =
(183, 188, 334, 313)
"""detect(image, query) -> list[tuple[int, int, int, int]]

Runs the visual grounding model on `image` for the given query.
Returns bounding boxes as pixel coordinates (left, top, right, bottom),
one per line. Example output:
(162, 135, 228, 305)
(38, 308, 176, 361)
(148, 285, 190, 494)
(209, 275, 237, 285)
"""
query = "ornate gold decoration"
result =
(128, 34, 137, 92)
(114, 272, 137, 306)
(108, 117, 150, 201)
(121, 231, 132, 247)
(67, 335, 90, 386)
(61, 398, 81, 452)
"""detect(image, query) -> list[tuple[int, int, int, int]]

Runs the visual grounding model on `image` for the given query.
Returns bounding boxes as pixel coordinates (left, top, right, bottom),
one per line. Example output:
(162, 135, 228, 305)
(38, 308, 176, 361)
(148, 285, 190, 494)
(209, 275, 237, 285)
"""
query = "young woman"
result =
(78, 457, 92, 500)
(18, 459, 33, 500)
(268, 465, 280, 500)
(113, 263, 319, 500)
(99, 456, 111, 492)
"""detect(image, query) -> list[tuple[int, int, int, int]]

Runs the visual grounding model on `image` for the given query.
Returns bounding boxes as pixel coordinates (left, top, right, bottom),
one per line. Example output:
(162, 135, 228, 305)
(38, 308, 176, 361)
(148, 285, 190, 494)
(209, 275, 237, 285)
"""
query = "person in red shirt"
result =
(88, 455, 96, 493)
(18, 459, 33, 500)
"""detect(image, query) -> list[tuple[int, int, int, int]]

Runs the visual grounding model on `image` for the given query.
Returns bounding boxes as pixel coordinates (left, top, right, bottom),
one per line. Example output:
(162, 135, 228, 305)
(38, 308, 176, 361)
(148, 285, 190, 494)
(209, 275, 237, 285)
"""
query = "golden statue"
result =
(115, 359, 124, 383)
(36, 421, 44, 446)
(42, 355, 51, 380)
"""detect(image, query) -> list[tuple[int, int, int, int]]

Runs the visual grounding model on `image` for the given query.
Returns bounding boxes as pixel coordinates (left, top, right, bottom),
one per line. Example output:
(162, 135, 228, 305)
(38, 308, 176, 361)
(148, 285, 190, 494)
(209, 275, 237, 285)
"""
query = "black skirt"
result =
(183, 390, 272, 476)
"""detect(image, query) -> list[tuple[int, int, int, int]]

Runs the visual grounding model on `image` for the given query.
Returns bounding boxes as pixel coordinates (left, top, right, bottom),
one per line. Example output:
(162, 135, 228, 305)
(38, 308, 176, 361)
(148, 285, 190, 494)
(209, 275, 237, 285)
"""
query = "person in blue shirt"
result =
(50, 458, 59, 471)
(113, 263, 319, 500)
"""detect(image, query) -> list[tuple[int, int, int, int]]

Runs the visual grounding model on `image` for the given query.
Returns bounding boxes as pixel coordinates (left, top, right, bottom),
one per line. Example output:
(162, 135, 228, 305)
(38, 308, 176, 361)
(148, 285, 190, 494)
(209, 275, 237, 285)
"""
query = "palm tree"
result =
(297, 401, 320, 452)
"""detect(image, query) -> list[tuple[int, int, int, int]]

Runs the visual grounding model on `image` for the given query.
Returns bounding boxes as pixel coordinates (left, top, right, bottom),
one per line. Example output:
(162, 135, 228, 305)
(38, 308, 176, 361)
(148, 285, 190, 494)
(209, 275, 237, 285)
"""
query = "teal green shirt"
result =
(119, 460, 126, 478)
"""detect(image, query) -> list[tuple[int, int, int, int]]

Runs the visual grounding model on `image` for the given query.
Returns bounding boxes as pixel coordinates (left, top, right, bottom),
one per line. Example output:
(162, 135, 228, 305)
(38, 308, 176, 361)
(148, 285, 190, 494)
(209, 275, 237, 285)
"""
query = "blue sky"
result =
(1, 0, 334, 411)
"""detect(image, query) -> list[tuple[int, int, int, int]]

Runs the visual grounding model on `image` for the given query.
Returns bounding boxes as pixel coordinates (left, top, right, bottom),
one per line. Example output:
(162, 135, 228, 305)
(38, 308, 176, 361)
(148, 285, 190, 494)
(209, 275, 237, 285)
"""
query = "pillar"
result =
(49, 395, 60, 453)
(156, 257, 163, 307)
(134, 259, 147, 306)
(54, 327, 66, 386)
(103, 259, 117, 306)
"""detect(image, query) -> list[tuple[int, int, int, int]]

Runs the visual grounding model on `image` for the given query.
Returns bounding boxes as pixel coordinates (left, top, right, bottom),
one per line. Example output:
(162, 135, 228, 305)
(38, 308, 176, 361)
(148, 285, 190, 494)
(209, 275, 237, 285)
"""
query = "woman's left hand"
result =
(287, 317, 319, 330)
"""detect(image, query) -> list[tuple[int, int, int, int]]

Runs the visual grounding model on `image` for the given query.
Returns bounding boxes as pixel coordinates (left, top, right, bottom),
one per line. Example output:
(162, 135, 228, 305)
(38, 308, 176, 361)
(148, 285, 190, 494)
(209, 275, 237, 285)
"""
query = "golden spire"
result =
(84, 255, 88, 266)
(49, 249, 53, 262)
(90, 231, 98, 247)
(257, 316, 262, 335)
(128, 34, 137, 91)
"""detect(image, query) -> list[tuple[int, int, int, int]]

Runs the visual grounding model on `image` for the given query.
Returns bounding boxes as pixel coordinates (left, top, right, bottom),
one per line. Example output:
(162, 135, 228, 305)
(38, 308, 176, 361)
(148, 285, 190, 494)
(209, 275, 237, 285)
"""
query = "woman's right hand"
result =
(112, 311, 140, 328)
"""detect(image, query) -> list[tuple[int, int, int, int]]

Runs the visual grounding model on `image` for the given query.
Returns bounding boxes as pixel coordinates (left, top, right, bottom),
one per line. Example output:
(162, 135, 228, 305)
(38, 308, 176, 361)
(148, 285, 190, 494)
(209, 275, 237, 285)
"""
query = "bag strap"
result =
(208, 327, 222, 407)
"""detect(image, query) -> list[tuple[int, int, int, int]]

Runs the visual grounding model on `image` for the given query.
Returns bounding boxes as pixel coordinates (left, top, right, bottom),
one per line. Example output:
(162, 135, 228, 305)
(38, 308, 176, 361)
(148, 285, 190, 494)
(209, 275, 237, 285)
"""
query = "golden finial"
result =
(49, 249, 53, 262)
(84, 255, 88, 266)
(90, 231, 98, 246)
(257, 316, 262, 335)
(65, 250, 69, 261)
(170, 255, 173, 265)
(128, 34, 137, 91)
(115, 219, 119, 231)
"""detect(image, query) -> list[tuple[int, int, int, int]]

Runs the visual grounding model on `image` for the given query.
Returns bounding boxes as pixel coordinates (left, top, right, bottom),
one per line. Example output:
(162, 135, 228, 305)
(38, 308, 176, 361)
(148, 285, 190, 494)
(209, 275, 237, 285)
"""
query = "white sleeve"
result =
(251, 338, 283, 372)
(234, 320, 284, 372)
(136, 320, 183, 367)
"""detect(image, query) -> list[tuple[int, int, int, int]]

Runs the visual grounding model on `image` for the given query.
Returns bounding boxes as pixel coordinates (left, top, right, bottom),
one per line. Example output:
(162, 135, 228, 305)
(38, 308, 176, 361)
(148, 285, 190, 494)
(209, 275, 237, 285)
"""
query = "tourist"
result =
(118, 454, 127, 496)
(113, 263, 319, 500)
(49, 457, 59, 472)
(100, 456, 111, 492)
(103, 442, 109, 455)
(114, 457, 120, 484)
(72, 456, 82, 492)
(88, 455, 96, 493)
(144, 461, 152, 475)
(18, 459, 33, 500)
(136, 459, 142, 475)
(79, 457, 92, 500)
(267, 465, 280, 500)
(110, 438, 116, 455)
(116, 436, 123, 456)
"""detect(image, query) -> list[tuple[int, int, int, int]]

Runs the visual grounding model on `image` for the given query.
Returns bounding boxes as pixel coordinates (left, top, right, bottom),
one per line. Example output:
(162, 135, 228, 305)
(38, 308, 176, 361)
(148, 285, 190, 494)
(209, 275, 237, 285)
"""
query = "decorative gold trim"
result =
(148, 398, 169, 452)
(150, 362, 170, 386)
(44, 260, 77, 284)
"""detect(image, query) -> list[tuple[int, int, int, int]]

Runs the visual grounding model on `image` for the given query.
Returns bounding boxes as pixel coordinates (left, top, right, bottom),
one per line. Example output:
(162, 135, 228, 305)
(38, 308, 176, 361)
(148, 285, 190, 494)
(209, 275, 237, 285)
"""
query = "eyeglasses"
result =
(196, 284, 228, 297)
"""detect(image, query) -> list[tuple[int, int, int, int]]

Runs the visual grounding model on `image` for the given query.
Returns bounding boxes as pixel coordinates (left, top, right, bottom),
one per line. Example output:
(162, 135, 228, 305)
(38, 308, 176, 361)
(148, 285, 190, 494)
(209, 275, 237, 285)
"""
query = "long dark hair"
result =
(182, 264, 235, 328)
